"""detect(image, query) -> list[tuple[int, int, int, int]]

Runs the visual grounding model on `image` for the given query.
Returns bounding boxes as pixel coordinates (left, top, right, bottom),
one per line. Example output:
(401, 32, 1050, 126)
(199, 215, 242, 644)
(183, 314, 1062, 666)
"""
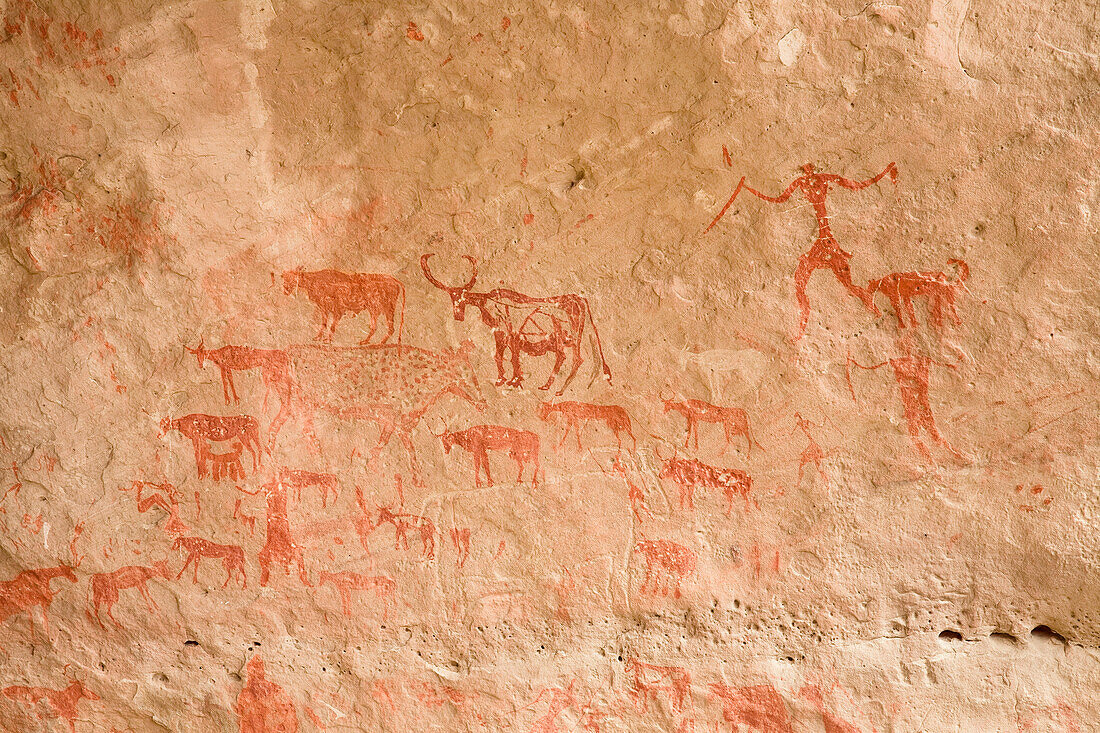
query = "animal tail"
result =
(948, 258, 969, 284)
(583, 298, 612, 384)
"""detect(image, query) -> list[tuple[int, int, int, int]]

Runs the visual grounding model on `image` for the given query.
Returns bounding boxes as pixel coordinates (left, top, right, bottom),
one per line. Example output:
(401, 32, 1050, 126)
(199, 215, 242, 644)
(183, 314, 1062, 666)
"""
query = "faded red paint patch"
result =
(406, 22, 424, 41)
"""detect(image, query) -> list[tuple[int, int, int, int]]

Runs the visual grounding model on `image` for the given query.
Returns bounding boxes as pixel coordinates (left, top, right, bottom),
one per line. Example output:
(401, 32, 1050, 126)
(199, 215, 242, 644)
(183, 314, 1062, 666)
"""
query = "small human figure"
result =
(235, 655, 299, 733)
(791, 413, 832, 488)
(708, 162, 897, 338)
(848, 333, 965, 463)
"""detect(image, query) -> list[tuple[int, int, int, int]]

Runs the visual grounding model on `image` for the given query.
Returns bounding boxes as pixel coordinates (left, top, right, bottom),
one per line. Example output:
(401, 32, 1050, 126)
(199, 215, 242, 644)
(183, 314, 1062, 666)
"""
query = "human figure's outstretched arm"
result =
(743, 177, 800, 203)
(835, 162, 897, 190)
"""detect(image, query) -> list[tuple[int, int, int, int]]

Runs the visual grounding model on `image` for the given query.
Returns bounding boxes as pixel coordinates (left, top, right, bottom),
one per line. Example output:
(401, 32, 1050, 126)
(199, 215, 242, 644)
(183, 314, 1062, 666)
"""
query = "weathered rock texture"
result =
(0, 0, 1097, 730)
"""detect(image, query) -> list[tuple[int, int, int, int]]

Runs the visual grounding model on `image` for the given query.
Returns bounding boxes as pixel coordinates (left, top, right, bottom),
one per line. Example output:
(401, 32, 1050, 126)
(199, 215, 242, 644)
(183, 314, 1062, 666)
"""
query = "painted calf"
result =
(160, 414, 263, 479)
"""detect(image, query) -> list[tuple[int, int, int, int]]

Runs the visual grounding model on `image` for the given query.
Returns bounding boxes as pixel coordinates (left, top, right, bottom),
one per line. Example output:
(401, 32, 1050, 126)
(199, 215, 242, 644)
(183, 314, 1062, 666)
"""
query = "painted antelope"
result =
(3, 679, 99, 733)
(656, 449, 757, 517)
(0, 565, 77, 639)
(283, 268, 406, 344)
(439, 425, 541, 487)
(634, 539, 696, 598)
(186, 339, 291, 406)
(173, 535, 247, 588)
(661, 394, 761, 454)
(536, 400, 635, 454)
(867, 258, 969, 329)
(277, 467, 339, 508)
(421, 253, 612, 394)
(626, 659, 692, 714)
(319, 571, 396, 619)
(283, 342, 484, 485)
(159, 414, 263, 479)
(87, 561, 172, 628)
(373, 506, 436, 559)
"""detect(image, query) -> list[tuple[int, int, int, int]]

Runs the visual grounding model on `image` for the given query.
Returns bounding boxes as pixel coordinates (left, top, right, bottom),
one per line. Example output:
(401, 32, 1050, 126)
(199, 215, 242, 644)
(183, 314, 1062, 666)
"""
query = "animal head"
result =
(44, 566, 77, 584)
(171, 536, 186, 552)
(444, 355, 486, 411)
(535, 402, 555, 421)
(439, 431, 456, 454)
(71, 680, 99, 702)
(158, 417, 174, 437)
(186, 338, 208, 367)
(377, 506, 397, 523)
(318, 571, 335, 586)
(421, 253, 478, 321)
(153, 560, 172, 578)
(281, 268, 303, 295)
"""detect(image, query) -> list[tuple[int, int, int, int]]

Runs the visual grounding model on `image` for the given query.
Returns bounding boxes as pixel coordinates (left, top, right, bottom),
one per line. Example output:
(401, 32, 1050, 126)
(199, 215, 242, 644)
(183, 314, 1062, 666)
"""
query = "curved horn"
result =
(420, 253, 451, 291)
(459, 255, 478, 290)
(186, 337, 204, 355)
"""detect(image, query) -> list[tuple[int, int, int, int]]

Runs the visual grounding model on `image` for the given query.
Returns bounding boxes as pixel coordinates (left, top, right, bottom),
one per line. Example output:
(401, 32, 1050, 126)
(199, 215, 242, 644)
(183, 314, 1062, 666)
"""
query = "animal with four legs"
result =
(656, 449, 757, 517)
(439, 425, 541, 487)
(535, 401, 636, 455)
(283, 268, 406, 344)
(282, 342, 484, 485)
(661, 395, 761, 454)
(160, 414, 263, 480)
(422, 253, 612, 394)
(3, 679, 99, 733)
(87, 561, 172, 628)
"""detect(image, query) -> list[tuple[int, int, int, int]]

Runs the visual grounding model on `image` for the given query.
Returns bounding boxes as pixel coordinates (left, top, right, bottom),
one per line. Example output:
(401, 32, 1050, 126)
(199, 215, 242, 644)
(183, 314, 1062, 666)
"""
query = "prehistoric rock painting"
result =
(173, 535, 247, 588)
(421, 253, 612, 393)
(626, 659, 692, 714)
(369, 506, 436, 559)
(276, 467, 339, 508)
(656, 449, 756, 516)
(439, 425, 541, 487)
(0, 565, 77, 639)
(282, 268, 406, 344)
(706, 162, 897, 339)
(535, 401, 636, 454)
(87, 561, 172, 628)
(662, 394, 760, 454)
(282, 342, 484, 484)
(120, 480, 188, 535)
(160, 414, 263, 480)
(318, 571, 396, 619)
(235, 655, 299, 733)
(0, 2, 1092, 727)
(2, 678, 99, 733)
(707, 684, 793, 733)
(239, 480, 310, 587)
(635, 539, 696, 598)
(187, 339, 292, 407)
(867, 258, 970, 329)
(791, 413, 832, 488)
(848, 334, 964, 463)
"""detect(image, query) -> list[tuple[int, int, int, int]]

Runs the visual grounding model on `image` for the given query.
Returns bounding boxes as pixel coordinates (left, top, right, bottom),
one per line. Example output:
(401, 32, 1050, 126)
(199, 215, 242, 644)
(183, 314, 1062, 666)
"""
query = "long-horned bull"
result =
(421, 252, 612, 395)
(282, 341, 485, 485)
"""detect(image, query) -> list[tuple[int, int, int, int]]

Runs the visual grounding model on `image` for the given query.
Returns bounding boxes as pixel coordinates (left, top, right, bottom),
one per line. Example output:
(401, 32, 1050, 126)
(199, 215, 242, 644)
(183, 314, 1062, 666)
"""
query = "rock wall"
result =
(0, 0, 1097, 730)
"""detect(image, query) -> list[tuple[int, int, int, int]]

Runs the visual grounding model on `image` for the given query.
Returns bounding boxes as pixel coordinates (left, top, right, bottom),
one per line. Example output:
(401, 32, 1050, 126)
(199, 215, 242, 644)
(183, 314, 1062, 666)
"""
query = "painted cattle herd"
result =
(1, 163, 988, 731)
